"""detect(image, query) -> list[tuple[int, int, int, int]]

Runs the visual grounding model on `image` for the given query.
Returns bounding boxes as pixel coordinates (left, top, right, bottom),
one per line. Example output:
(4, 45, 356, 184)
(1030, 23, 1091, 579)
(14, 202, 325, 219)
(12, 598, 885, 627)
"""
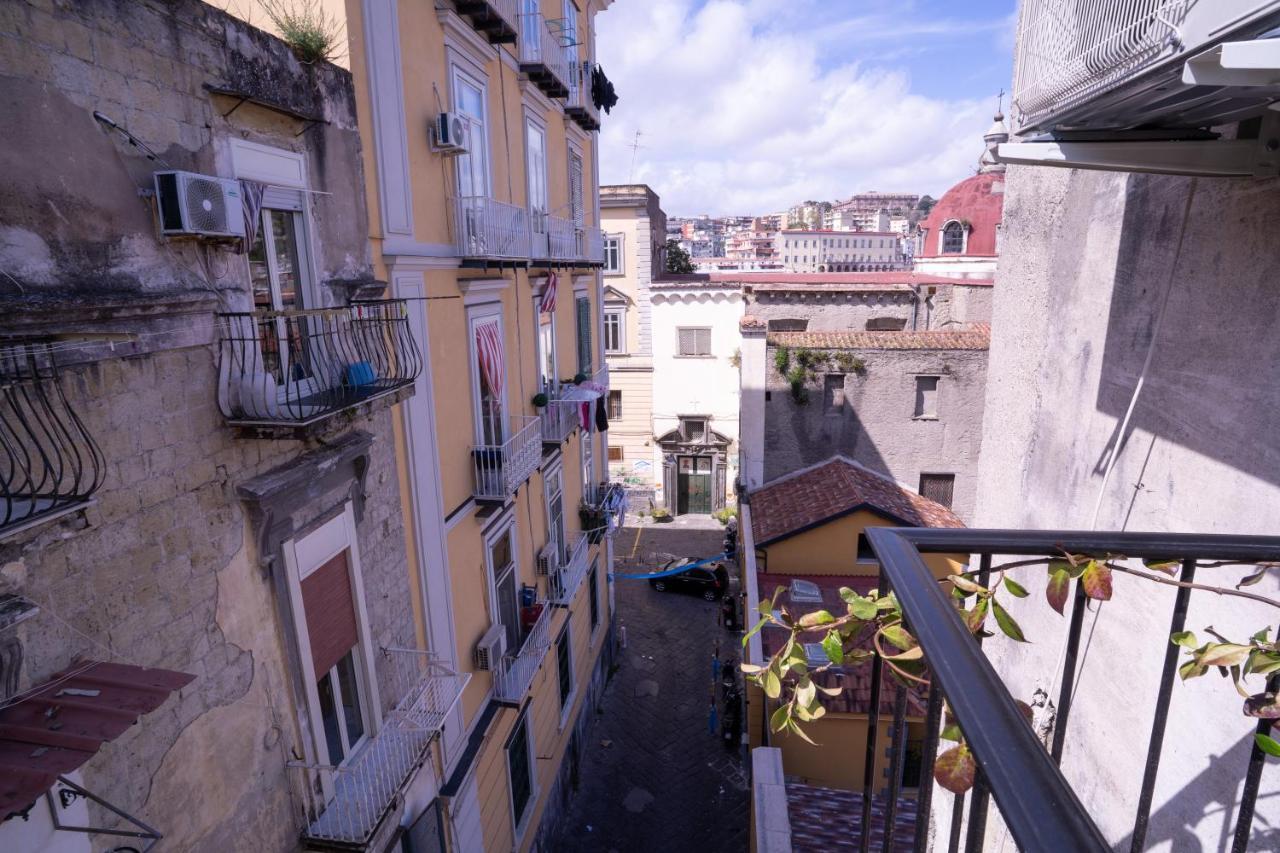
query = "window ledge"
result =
(912, 415, 940, 421)
(557, 690, 578, 733)
(673, 355, 716, 360)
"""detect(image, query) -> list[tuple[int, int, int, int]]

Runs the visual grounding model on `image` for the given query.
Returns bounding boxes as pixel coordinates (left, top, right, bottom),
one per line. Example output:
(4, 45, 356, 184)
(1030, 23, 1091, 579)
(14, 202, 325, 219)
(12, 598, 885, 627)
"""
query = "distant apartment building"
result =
(694, 257, 786, 274)
(787, 200, 830, 229)
(774, 230, 905, 273)
(726, 230, 778, 260)
(753, 213, 784, 232)
(824, 206, 890, 232)
(834, 191, 920, 217)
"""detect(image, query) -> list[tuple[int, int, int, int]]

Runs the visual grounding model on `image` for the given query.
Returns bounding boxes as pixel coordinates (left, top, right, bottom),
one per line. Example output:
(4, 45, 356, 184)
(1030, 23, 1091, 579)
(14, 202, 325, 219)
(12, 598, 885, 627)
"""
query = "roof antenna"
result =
(627, 130, 646, 184)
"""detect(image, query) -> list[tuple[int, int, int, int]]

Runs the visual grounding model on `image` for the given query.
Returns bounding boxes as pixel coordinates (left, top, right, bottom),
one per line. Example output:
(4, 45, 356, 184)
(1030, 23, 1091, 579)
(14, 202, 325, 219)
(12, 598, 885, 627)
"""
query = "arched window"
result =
(942, 221, 966, 254)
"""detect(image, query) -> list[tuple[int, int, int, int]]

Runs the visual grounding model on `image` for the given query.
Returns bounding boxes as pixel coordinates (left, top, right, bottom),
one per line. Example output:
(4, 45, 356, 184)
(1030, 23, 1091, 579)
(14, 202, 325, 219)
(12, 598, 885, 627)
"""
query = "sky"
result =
(595, 0, 1017, 217)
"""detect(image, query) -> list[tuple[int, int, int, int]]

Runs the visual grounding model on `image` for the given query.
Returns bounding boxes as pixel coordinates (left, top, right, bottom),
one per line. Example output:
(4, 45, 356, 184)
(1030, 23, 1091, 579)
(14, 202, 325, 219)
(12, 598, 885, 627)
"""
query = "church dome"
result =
(916, 109, 1007, 259)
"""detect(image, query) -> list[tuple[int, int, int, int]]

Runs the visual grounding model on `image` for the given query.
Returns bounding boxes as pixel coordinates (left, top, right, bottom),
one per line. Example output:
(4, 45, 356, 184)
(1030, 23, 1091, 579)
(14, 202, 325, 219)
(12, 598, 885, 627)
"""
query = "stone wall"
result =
(747, 290, 916, 331)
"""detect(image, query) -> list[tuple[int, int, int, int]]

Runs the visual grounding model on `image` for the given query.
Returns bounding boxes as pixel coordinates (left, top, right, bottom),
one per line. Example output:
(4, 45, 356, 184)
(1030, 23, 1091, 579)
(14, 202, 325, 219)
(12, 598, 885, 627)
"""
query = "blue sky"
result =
(596, 0, 1017, 216)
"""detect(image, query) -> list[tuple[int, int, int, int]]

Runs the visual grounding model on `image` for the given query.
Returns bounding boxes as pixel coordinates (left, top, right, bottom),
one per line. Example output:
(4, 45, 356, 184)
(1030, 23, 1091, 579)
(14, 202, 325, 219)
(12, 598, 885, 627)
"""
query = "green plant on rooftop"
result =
(773, 345, 790, 376)
(260, 0, 346, 65)
(833, 352, 866, 375)
(743, 553, 1280, 793)
(785, 366, 809, 404)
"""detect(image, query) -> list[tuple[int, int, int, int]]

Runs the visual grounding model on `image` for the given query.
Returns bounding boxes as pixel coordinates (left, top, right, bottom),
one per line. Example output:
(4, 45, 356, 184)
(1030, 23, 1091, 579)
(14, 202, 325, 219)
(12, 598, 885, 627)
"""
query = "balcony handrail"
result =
(518, 12, 570, 93)
(216, 299, 421, 428)
(581, 226, 605, 264)
(472, 414, 542, 500)
(860, 527, 1280, 853)
(539, 384, 579, 444)
(566, 60, 598, 117)
(545, 213, 578, 260)
(494, 598, 554, 701)
(449, 195, 532, 261)
(549, 531, 590, 604)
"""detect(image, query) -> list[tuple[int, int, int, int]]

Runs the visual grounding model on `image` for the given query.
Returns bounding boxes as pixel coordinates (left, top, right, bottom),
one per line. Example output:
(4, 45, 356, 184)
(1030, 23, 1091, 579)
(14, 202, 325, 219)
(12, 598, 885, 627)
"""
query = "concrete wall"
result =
(967, 164, 1280, 850)
(747, 290, 916, 332)
(762, 345, 987, 521)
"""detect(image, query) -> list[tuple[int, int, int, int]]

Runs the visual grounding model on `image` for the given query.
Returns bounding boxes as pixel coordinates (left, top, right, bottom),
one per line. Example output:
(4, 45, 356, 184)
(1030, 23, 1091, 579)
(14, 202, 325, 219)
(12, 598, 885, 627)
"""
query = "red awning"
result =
(0, 660, 195, 816)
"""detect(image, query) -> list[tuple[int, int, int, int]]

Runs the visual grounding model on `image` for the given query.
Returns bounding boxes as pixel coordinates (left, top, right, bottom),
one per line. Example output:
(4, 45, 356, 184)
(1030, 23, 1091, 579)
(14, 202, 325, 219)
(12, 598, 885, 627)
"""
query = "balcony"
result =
(565, 60, 600, 131)
(582, 481, 626, 542)
(471, 415, 542, 501)
(518, 12, 569, 99)
(840, 527, 1280, 853)
(494, 596, 554, 702)
(548, 531, 590, 605)
(289, 650, 468, 848)
(453, 0, 518, 44)
(581, 227, 605, 265)
(450, 196, 532, 265)
(1, 341, 105, 539)
(540, 388, 580, 446)
(217, 300, 420, 436)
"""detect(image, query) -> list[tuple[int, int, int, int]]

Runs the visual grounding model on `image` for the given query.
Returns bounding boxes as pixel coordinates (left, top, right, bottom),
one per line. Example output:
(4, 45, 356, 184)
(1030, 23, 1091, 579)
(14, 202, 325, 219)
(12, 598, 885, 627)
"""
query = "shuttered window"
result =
(676, 327, 711, 356)
(576, 296, 592, 373)
(301, 551, 358, 677)
(919, 473, 956, 509)
(568, 150, 584, 225)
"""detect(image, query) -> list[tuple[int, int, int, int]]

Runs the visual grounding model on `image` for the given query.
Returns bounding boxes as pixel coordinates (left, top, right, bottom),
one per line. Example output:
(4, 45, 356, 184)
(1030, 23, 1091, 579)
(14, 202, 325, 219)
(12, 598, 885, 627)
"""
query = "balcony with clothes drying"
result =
(564, 60, 600, 131)
(216, 299, 421, 438)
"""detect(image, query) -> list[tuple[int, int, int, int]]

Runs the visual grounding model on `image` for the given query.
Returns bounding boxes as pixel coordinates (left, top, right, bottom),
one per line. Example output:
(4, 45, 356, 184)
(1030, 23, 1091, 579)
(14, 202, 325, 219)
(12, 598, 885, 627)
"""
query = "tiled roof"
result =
(716, 272, 993, 286)
(750, 456, 965, 546)
(767, 326, 990, 351)
(787, 785, 918, 853)
(740, 315, 767, 330)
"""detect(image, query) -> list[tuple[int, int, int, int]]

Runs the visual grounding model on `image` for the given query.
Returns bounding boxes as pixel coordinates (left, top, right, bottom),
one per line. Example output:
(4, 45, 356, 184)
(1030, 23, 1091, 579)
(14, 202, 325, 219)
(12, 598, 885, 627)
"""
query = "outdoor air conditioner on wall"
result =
(153, 171, 245, 238)
(535, 543, 557, 576)
(473, 624, 506, 671)
(432, 112, 469, 154)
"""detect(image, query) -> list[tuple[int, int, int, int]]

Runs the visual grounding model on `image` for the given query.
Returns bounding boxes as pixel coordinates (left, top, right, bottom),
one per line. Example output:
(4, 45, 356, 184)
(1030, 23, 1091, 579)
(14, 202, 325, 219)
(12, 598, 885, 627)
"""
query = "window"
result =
(469, 308, 505, 445)
(603, 235, 623, 274)
(920, 473, 956, 509)
(487, 523, 522, 657)
(247, 207, 317, 390)
(607, 390, 622, 420)
(676, 327, 711, 357)
(767, 318, 808, 332)
(607, 445, 623, 462)
(581, 431, 595, 501)
(545, 465, 567, 566)
(604, 310, 624, 354)
(588, 559, 601, 630)
(914, 376, 939, 418)
(866, 317, 907, 331)
(537, 305, 556, 393)
(823, 375, 845, 413)
(526, 118, 548, 256)
(506, 708, 534, 829)
(576, 295, 592, 374)
(556, 624, 574, 712)
(452, 67, 489, 199)
(681, 417, 707, 443)
(942, 221, 965, 254)
(857, 533, 876, 563)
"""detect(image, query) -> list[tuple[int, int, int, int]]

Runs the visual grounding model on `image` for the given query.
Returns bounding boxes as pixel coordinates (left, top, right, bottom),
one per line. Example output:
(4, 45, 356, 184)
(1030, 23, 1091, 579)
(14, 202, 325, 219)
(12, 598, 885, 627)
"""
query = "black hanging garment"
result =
(595, 396, 608, 432)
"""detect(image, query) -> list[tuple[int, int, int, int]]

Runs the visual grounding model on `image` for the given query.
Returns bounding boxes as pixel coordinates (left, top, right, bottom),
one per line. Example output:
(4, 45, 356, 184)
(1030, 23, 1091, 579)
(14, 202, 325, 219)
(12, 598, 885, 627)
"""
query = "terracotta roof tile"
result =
(787, 785, 918, 853)
(750, 456, 964, 547)
(767, 326, 990, 351)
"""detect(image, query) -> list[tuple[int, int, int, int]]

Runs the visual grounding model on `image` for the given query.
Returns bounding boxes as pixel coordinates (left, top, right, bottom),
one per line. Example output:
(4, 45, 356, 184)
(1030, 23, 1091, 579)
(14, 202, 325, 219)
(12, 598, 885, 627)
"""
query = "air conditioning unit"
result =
(535, 543, 557, 576)
(473, 624, 506, 671)
(432, 112, 469, 154)
(153, 171, 245, 238)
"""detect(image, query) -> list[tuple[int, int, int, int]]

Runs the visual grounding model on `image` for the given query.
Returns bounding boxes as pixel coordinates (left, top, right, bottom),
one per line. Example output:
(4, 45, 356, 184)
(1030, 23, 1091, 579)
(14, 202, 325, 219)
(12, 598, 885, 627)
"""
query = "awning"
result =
(0, 660, 195, 816)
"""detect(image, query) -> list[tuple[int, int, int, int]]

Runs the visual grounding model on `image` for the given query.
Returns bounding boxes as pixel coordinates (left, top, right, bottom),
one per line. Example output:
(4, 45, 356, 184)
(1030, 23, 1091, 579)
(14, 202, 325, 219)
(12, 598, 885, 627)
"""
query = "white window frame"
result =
(581, 428, 595, 502)
(603, 308, 625, 354)
(603, 233, 624, 275)
(450, 63, 492, 200)
(913, 374, 941, 419)
(534, 286, 558, 394)
(525, 112, 549, 256)
(282, 504, 381, 777)
(675, 326, 712, 358)
(483, 513, 522, 657)
(544, 460, 567, 566)
(467, 302, 506, 446)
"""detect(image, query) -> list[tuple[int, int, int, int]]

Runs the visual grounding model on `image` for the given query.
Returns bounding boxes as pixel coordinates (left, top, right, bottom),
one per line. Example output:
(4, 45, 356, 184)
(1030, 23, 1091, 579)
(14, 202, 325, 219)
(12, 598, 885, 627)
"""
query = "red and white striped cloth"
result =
(475, 320, 504, 399)
(538, 271, 558, 314)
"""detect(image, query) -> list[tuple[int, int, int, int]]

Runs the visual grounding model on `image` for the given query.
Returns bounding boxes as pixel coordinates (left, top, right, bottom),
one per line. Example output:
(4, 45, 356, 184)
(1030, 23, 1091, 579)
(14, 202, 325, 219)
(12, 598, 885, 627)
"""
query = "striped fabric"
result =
(475, 320, 505, 400)
(238, 179, 266, 254)
(539, 271, 558, 314)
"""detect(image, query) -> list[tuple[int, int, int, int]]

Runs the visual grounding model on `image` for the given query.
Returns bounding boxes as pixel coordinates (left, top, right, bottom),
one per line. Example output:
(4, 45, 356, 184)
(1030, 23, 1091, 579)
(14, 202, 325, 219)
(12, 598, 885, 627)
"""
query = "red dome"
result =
(917, 171, 1005, 258)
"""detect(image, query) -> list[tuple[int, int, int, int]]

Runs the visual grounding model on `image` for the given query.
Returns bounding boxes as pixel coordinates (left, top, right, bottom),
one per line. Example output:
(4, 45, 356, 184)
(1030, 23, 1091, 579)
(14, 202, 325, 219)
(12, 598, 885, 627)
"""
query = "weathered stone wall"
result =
(746, 290, 916, 331)
(763, 345, 987, 521)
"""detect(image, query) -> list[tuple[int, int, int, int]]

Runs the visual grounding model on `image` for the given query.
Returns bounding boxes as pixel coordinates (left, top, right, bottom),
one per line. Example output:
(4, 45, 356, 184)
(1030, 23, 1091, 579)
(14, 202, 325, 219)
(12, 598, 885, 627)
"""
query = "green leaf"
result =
(838, 587, 859, 604)
(739, 662, 765, 675)
(1239, 566, 1270, 589)
(962, 599, 988, 635)
(1256, 733, 1280, 758)
(787, 718, 817, 745)
(886, 646, 925, 661)
(1200, 643, 1252, 668)
(1170, 631, 1198, 649)
(742, 616, 768, 648)
(880, 624, 917, 652)
(991, 599, 1028, 642)
(1045, 567, 1071, 615)
(1179, 659, 1207, 680)
(1252, 627, 1272, 644)
(822, 631, 844, 665)
(1250, 652, 1280, 677)
(796, 678, 816, 706)
(1143, 558, 1180, 575)
(770, 703, 790, 733)
(934, 744, 976, 794)
(940, 722, 962, 742)
(1048, 558, 1078, 580)
(1081, 561, 1113, 601)
(949, 574, 986, 595)
(763, 669, 782, 699)
(1003, 576, 1030, 598)
(798, 609, 835, 628)
(849, 597, 878, 620)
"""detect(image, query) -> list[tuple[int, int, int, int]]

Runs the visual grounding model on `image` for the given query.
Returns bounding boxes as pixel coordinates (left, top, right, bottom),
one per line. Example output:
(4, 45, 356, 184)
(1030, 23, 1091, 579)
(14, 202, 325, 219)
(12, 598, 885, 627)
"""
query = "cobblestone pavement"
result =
(552, 525, 749, 853)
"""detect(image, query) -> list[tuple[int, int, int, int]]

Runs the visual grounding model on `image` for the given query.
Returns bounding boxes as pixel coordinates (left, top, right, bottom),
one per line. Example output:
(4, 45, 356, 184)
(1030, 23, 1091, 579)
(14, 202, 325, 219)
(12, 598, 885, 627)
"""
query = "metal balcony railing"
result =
(581, 227, 605, 265)
(549, 531, 590, 605)
(289, 650, 467, 847)
(471, 415, 542, 501)
(545, 214, 578, 261)
(0, 341, 104, 537)
(217, 300, 420, 430)
(853, 527, 1280, 853)
(450, 196, 532, 262)
(540, 390, 579, 445)
(565, 60, 600, 131)
(582, 481, 625, 543)
(453, 0, 519, 44)
(494, 598, 554, 702)
(518, 12, 570, 98)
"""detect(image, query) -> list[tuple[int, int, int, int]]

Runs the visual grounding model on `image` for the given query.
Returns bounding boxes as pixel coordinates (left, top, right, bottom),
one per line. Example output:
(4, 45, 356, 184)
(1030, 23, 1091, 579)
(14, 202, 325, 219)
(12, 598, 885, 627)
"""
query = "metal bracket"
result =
(1183, 38, 1280, 87)
(45, 776, 162, 853)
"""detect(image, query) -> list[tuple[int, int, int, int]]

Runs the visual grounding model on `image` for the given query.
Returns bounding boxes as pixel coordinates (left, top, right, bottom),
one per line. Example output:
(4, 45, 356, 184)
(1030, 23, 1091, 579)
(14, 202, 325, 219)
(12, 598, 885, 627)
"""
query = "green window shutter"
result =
(576, 296, 591, 373)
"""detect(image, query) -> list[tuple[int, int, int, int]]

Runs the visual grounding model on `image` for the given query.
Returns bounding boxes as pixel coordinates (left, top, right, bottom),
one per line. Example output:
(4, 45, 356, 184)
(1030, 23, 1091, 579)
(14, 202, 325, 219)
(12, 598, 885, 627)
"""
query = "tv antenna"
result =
(627, 130, 647, 183)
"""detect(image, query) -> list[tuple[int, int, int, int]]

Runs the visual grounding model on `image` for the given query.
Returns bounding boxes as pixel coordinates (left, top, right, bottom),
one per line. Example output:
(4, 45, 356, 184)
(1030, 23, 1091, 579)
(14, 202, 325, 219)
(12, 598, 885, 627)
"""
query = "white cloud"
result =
(595, 0, 1004, 215)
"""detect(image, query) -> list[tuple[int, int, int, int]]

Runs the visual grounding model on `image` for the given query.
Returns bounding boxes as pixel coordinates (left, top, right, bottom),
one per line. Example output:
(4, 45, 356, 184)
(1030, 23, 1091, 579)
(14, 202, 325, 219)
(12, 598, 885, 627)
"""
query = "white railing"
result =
(518, 12, 570, 94)
(486, 0, 520, 35)
(1012, 0, 1185, 129)
(450, 196, 531, 261)
(289, 652, 468, 846)
(472, 415, 542, 500)
(566, 60, 599, 125)
(581, 227, 605, 264)
(494, 600, 553, 702)
(540, 393, 579, 444)
(546, 214, 578, 260)
(549, 531, 590, 604)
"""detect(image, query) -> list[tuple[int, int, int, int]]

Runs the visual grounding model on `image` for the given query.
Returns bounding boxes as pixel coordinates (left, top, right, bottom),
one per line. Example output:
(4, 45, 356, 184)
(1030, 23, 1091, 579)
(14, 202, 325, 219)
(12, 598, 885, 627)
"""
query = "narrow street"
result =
(554, 524, 750, 852)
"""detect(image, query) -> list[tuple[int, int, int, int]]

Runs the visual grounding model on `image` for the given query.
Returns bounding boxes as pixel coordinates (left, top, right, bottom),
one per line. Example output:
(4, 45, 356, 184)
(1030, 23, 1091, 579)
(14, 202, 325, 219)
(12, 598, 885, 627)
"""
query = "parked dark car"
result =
(649, 560, 729, 601)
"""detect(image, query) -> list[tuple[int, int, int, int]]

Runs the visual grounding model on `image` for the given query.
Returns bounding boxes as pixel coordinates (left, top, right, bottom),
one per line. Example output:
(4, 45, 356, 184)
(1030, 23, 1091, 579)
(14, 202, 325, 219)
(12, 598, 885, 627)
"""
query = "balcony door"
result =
(526, 119, 549, 259)
(488, 524, 522, 659)
(452, 67, 491, 255)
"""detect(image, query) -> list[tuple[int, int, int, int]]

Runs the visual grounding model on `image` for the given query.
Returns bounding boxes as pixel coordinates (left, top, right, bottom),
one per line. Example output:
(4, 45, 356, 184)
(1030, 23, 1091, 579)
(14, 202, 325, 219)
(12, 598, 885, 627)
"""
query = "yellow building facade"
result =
(345, 1, 618, 849)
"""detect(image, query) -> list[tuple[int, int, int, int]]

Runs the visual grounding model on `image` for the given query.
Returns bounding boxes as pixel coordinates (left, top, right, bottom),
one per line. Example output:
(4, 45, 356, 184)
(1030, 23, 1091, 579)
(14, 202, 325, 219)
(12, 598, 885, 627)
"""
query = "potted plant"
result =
(651, 506, 673, 523)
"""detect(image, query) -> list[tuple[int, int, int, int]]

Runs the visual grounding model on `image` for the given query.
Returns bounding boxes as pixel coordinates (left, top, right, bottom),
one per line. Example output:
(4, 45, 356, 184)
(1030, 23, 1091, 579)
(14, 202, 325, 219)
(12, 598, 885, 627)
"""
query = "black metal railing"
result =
(1, 341, 104, 536)
(217, 300, 421, 428)
(860, 528, 1280, 853)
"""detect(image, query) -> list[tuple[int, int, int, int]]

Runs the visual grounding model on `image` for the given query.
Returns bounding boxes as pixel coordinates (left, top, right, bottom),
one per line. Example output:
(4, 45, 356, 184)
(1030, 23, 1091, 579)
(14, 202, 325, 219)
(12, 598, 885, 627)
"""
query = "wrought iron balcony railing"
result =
(450, 196, 532, 263)
(854, 527, 1280, 853)
(494, 597, 554, 702)
(217, 300, 420, 431)
(545, 214, 578, 262)
(581, 227, 605, 265)
(518, 12, 570, 98)
(471, 415, 542, 501)
(565, 60, 600, 131)
(289, 649, 467, 847)
(0, 341, 104, 537)
(453, 0, 518, 45)
(540, 396, 579, 445)
(548, 531, 590, 605)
